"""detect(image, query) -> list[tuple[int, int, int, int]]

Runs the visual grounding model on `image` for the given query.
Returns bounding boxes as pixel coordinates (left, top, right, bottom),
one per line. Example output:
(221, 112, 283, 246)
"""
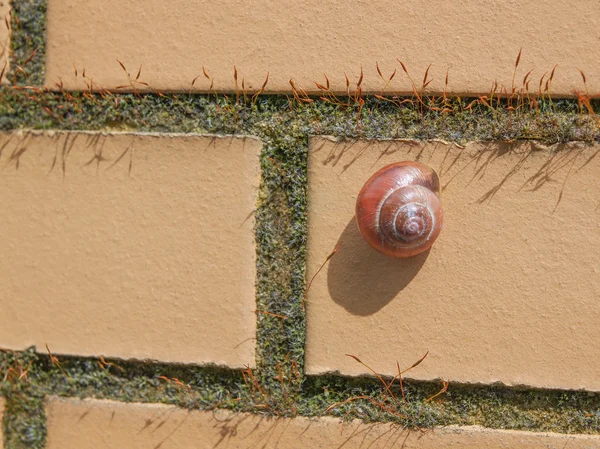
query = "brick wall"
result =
(2, 1, 600, 447)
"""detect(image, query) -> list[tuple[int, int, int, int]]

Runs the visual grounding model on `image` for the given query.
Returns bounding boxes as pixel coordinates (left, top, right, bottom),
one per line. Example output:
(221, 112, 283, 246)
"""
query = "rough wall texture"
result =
(0, 131, 260, 368)
(46, 397, 600, 449)
(3, 1, 600, 444)
(306, 137, 600, 391)
(45, 0, 600, 95)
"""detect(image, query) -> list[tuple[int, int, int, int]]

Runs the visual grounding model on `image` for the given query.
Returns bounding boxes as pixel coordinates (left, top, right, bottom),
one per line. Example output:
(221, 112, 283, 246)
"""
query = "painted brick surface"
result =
(0, 131, 260, 368)
(45, 0, 600, 96)
(45, 397, 600, 449)
(306, 137, 600, 391)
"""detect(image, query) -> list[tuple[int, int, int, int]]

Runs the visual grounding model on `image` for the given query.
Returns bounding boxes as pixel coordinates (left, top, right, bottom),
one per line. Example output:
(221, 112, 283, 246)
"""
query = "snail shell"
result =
(355, 161, 443, 258)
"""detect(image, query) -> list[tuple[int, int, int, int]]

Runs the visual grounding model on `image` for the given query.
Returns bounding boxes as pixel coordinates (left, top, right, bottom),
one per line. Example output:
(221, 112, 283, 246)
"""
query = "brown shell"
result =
(355, 161, 443, 258)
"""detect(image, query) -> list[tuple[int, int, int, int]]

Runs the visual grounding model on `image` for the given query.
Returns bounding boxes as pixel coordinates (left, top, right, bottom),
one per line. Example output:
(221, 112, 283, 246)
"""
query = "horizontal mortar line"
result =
(0, 349, 245, 376)
(42, 85, 592, 102)
(4, 350, 600, 400)
(7, 128, 264, 141)
(7, 122, 597, 147)
(3, 390, 600, 436)
(38, 86, 598, 99)
(6, 88, 600, 102)
(304, 373, 600, 396)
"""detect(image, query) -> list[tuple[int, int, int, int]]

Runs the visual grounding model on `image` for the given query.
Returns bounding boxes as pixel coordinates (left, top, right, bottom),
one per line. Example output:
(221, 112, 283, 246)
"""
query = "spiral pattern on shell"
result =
(355, 161, 443, 258)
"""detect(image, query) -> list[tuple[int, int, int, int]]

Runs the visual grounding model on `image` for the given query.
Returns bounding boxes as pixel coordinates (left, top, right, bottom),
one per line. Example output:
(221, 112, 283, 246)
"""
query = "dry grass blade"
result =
(303, 242, 341, 308)
(116, 59, 127, 74)
(578, 68, 589, 97)
(422, 64, 431, 89)
(345, 354, 397, 400)
(397, 361, 406, 402)
(426, 379, 449, 403)
(289, 79, 314, 103)
(374, 94, 399, 106)
(327, 395, 407, 419)
(401, 351, 429, 375)
(325, 396, 372, 412)
(45, 343, 70, 378)
(397, 59, 408, 74)
(522, 69, 533, 86)
(510, 48, 523, 102)
(538, 71, 548, 96)
(515, 47, 522, 69)
(2, 358, 32, 383)
(326, 351, 448, 425)
(98, 355, 124, 372)
(22, 47, 38, 66)
(549, 65, 557, 82)
(255, 309, 287, 320)
(251, 72, 270, 103)
(260, 71, 270, 90)
(389, 68, 397, 82)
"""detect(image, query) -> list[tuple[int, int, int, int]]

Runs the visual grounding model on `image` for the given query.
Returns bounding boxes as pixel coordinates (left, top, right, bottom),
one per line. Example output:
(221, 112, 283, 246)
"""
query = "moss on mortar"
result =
(2, 1, 600, 448)
(8, 0, 46, 85)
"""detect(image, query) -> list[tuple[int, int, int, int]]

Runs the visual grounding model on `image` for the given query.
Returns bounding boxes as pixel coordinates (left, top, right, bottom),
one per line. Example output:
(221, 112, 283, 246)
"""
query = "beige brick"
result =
(45, 397, 600, 449)
(45, 0, 600, 96)
(0, 397, 4, 449)
(306, 137, 600, 391)
(0, 131, 260, 368)
(0, 0, 9, 81)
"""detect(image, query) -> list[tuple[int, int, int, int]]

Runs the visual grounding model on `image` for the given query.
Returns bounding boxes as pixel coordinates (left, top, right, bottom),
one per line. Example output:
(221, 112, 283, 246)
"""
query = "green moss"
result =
(3, 349, 600, 449)
(8, 0, 46, 85)
(2, 91, 600, 448)
(3, 1, 600, 447)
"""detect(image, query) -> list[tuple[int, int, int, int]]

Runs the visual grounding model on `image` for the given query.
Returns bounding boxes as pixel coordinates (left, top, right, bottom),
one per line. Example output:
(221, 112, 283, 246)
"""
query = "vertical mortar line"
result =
(9, 0, 46, 85)
(3, 393, 47, 449)
(1, 396, 5, 449)
(1, 349, 47, 449)
(253, 129, 309, 406)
